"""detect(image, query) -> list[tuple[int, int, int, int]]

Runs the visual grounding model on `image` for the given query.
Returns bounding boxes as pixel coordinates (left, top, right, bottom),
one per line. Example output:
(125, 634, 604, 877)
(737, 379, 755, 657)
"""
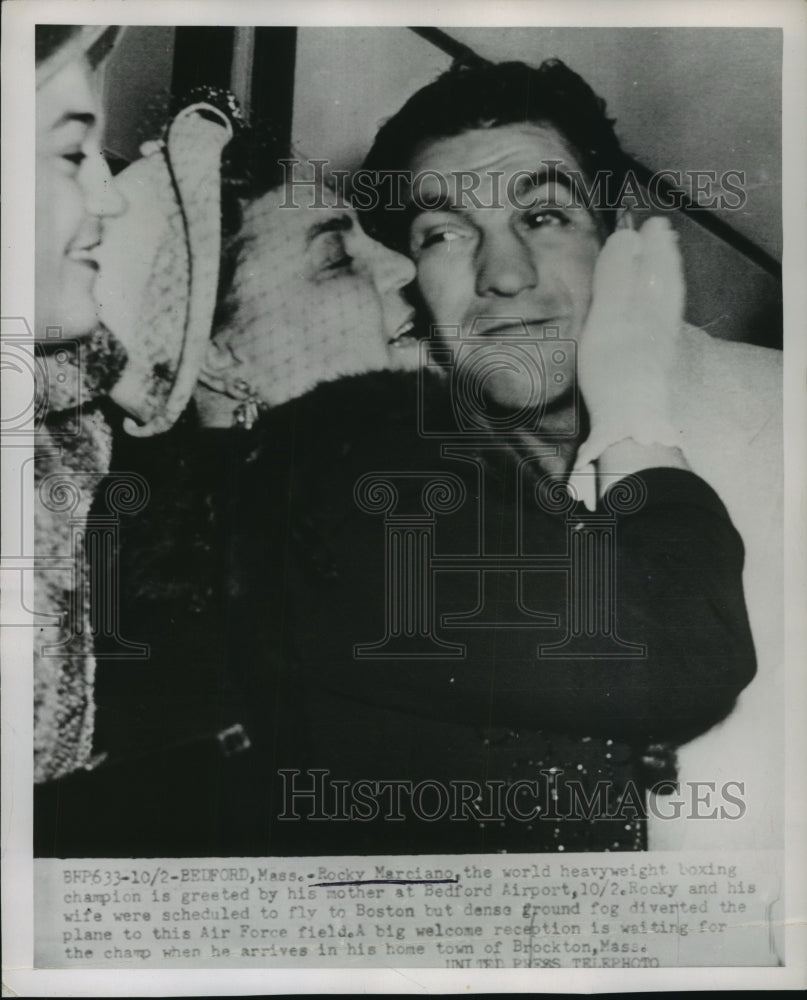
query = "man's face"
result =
(407, 124, 606, 413)
(35, 58, 125, 339)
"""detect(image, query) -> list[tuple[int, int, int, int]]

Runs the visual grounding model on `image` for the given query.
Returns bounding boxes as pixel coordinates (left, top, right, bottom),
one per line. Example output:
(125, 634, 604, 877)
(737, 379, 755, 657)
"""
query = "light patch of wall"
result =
(104, 26, 176, 163)
(291, 27, 450, 172)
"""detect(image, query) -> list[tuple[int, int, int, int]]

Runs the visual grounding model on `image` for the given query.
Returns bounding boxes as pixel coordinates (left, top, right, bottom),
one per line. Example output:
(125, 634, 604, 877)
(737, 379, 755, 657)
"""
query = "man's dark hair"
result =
(359, 57, 629, 250)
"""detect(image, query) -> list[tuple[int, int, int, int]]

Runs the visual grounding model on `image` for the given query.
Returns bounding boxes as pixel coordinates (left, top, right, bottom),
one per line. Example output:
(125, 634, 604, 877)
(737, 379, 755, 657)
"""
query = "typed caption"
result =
(36, 851, 782, 969)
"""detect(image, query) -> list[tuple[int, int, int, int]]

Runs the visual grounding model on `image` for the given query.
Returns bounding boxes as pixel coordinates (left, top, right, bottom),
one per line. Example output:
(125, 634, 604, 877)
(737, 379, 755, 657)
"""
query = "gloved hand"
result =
(572, 215, 685, 475)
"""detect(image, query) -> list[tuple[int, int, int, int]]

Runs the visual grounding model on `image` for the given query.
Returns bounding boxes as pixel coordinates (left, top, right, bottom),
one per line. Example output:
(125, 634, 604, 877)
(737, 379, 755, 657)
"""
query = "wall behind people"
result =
(103, 26, 175, 164)
(291, 28, 450, 174)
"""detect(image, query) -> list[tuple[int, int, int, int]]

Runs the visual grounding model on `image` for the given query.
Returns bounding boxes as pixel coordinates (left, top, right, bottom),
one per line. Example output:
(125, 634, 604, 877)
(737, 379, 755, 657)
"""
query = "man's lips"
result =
(471, 318, 565, 337)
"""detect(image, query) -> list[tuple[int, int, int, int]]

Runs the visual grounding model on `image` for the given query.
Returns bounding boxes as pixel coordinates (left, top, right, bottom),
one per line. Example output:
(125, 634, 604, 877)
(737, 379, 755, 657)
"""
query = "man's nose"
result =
(372, 243, 417, 295)
(475, 229, 538, 298)
(81, 150, 128, 218)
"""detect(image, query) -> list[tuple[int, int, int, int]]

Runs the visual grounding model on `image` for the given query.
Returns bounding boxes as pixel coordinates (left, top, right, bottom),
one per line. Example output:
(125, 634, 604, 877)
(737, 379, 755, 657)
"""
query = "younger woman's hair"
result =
(36, 25, 120, 75)
(36, 25, 81, 63)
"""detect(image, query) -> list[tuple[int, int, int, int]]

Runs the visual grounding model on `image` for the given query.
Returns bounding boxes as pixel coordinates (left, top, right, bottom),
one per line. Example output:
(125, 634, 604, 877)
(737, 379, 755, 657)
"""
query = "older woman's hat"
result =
(96, 94, 238, 436)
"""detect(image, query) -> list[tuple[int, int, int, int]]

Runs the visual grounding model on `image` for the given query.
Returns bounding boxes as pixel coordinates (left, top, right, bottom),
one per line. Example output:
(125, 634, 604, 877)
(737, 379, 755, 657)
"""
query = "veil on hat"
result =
(96, 92, 241, 436)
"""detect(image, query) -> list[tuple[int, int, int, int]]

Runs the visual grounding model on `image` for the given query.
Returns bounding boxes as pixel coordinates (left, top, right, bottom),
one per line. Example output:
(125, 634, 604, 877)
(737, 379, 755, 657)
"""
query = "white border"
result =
(3, 0, 806, 994)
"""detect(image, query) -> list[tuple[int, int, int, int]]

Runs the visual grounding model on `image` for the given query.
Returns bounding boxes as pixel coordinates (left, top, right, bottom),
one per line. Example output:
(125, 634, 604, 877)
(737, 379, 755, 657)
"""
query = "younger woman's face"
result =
(223, 187, 417, 406)
(35, 58, 126, 339)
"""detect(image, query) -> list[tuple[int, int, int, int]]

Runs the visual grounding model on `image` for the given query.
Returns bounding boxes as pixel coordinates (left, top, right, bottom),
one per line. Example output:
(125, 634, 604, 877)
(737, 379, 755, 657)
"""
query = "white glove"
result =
(573, 216, 685, 476)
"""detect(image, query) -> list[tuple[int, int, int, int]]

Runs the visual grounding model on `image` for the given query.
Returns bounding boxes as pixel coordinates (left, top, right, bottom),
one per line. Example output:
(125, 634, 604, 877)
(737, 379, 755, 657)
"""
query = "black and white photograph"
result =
(2, 0, 806, 993)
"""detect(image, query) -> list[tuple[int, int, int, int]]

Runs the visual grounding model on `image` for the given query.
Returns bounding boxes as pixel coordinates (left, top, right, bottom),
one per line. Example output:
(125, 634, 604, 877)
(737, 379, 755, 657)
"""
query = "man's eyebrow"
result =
(306, 214, 352, 243)
(410, 166, 579, 215)
(50, 111, 96, 131)
(512, 168, 575, 200)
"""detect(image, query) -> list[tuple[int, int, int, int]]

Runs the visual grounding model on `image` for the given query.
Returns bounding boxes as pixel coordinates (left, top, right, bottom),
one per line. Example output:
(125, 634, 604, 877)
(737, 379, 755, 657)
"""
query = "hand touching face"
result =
(573, 215, 686, 471)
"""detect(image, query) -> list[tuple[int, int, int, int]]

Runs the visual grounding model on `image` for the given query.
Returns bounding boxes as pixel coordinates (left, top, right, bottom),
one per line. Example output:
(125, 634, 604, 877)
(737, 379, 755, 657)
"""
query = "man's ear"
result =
(196, 338, 240, 395)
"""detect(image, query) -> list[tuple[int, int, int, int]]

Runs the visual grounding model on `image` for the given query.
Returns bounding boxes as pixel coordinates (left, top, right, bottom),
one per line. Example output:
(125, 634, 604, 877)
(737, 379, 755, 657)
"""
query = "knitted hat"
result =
(96, 99, 236, 436)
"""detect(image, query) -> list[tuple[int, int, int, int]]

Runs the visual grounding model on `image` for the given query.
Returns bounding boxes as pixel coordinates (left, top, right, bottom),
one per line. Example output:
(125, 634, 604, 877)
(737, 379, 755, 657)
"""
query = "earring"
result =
(231, 383, 266, 430)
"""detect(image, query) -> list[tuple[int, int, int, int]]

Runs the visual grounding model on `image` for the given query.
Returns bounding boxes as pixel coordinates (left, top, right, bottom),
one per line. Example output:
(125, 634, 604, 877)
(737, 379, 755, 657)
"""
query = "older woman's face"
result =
(225, 187, 417, 406)
(35, 58, 125, 339)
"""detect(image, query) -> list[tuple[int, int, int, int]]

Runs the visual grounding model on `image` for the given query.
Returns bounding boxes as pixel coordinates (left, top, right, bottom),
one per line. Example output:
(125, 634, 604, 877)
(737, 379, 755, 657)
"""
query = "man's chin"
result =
(482, 379, 577, 434)
(485, 375, 573, 411)
(479, 373, 538, 412)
